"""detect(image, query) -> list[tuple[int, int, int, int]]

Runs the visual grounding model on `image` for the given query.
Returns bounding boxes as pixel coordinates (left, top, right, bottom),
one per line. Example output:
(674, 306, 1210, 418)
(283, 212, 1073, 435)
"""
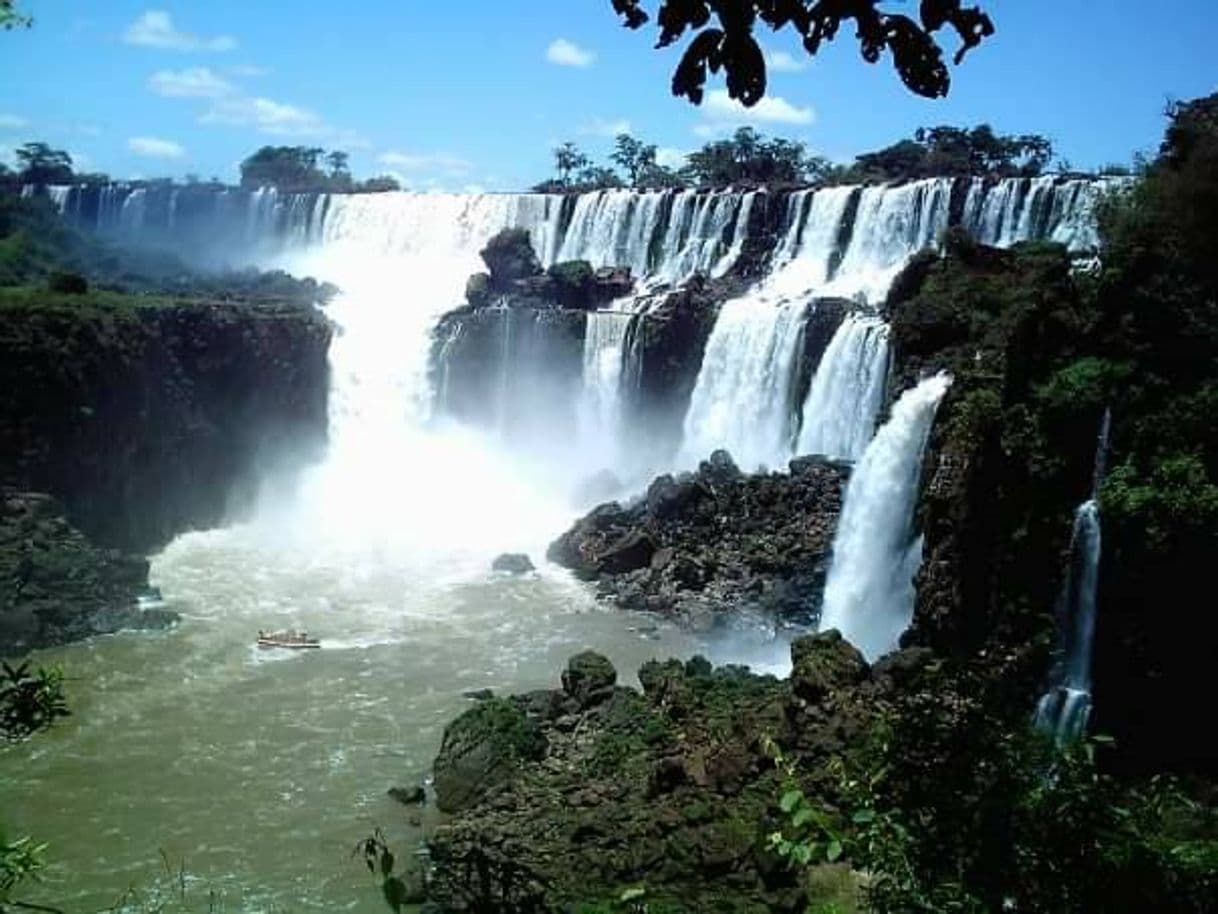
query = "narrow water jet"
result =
(1033, 408, 1111, 742)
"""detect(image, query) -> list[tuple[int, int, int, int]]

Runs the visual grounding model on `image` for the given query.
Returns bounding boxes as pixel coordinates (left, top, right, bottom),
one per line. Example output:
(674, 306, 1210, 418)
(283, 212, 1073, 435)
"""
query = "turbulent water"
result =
(818, 373, 952, 660)
(3, 179, 1110, 909)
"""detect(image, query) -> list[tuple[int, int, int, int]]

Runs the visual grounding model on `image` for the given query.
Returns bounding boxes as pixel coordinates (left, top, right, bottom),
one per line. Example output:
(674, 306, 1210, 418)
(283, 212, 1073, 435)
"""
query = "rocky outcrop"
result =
(0, 295, 332, 552)
(0, 490, 176, 655)
(547, 450, 848, 626)
(424, 640, 906, 913)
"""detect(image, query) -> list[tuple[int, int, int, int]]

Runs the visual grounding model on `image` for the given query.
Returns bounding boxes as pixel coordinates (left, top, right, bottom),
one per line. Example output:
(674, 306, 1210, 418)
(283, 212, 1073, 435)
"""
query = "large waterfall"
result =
(1033, 408, 1112, 742)
(818, 373, 952, 660)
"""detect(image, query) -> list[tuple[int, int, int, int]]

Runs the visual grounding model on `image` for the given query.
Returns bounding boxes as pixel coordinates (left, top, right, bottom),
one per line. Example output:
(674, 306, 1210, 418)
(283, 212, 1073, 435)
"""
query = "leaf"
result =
(780, 789, 804, 813)
(382, 876, 408, 913)
(827, 839, 843, 862)
(792, 807, 814, 828)
(620, 886, 647, 902)
(851, 809, 876, 824)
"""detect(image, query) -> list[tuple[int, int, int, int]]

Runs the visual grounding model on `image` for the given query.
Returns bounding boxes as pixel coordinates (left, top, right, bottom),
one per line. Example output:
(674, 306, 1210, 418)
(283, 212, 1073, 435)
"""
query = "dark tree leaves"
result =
(614, 0, 995, 105)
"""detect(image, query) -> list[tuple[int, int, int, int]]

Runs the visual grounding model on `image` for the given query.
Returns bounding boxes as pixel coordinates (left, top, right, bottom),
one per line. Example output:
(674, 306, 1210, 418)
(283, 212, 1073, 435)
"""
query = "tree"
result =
(610, 134, 657, 186)
(853, 124, 1054, 181)
(326, 150, 351, 179)
(239, 145, 327, 190)
(611, 1, 994, 107)
(15, 142, 73, 184)
(683, 127, 813, 186)
(553, 142, 592, 186)
(1, 0, 30, 29)
(358, 175, 402, 192)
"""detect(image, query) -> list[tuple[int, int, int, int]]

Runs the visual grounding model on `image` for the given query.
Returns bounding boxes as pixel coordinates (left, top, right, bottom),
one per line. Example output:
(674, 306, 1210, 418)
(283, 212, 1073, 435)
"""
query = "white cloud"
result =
(378, 151, 473, 176)
(655, 147, 687, 169)
(228, 64, 270, 77)
(578, 117, 631, 137)
(699, 89, 815, 131)
(128, 136, 186, 160)
(148, 67, 235, 98)
(0, 114, 29, 130)
(766, 48, 808, 73)
(200, 96, 324, 136)
(546, 38, 595, 67)
(123, 11, 235, 52)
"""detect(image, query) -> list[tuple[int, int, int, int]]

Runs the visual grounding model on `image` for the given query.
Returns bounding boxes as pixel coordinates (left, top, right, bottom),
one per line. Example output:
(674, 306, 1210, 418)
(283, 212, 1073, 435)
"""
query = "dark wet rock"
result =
(432, 697, 547, 813)
(491, 552, 534, 574)
(387, 785, 426, 806)
(0, 490, 177, 655)
(464, 271, 492, 307)
(462, 688, 495, 702)
(480, 228, 542, 285)
(560, 651, 617, 708)
(548, 452, 848, 625)
(423, 644, 879, 912)
(0, 298, 332, 553)
(790, 630, 868, 703)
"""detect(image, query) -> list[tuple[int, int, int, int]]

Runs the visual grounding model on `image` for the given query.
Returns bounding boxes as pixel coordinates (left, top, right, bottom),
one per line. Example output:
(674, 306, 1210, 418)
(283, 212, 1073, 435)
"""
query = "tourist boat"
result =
(256, 630, 321, 649)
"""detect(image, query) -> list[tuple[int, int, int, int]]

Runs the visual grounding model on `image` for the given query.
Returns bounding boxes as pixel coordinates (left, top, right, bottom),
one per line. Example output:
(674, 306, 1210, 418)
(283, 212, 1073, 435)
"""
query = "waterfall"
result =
(795, 315, 891, 461)
(1033, 408, 1111, 742)
(818, 373, 952, 660)
(678, 294, 810, 471)
(578, 310, 637, 470)
(1033, 501, 1102, 742)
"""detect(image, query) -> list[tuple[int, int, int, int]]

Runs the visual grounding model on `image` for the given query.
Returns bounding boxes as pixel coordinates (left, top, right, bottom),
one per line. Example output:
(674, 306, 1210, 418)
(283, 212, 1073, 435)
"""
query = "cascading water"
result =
(818, 372, 952, 660)
(679, 295, 811, 471)
(577, 309, 637, 472)
(795, 315, 891, 461)
(1033, 409, 1111, 742)
(1032, 501, 1102, 742)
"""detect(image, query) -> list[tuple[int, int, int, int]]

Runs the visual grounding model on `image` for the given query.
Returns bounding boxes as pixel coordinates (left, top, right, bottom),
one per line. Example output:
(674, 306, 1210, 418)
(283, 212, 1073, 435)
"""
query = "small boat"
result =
(256, 630, 321, 649)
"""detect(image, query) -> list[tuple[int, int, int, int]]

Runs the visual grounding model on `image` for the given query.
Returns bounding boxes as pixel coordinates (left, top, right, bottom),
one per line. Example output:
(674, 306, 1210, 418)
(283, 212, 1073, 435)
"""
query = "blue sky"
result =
(1, 1, 1215, 189)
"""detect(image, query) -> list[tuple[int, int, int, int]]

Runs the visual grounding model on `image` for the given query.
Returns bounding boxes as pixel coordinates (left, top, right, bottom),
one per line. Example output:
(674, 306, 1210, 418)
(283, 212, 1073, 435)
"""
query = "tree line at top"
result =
(532, 123, 1127, 194)
(5, 125, 1137, 197)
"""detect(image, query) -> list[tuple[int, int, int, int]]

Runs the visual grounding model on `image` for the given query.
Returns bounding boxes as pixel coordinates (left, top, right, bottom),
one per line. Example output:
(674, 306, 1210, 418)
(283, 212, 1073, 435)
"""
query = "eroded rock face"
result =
(548, 450, 849, 625)
(0, 490, 175, 655)
(0, 299, 332, 553)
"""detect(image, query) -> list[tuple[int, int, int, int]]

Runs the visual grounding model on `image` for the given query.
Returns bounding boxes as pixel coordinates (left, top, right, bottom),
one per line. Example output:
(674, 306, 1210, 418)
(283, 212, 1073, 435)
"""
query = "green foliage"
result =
(612, 1, 993, 103)
(355, 830, 417, 913)
(611, 134, 658, 186)
(15, 142, 73, 184)
(46, 271, 87, 294)
(0, 829, 50, 909)
(849, 124, 1053, 182)
(0, 660, 69, 742)
(683, 127, 815, 186)
(1, 0, 32, 29)
(239, 145, 372, 192)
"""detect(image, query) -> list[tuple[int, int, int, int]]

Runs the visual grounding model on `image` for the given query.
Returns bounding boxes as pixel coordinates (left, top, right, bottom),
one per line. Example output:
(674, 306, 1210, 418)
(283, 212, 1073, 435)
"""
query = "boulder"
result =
(596, 529, 656, 574)
(790, 630, 868, 704)
(492, 553, 535, 574)
(387, 784, 426, 805)
(480, 228, 542, 285)
(465, 271, 492, 307)
(560, 651, 617, 708)
(433, 697, 547, 813)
